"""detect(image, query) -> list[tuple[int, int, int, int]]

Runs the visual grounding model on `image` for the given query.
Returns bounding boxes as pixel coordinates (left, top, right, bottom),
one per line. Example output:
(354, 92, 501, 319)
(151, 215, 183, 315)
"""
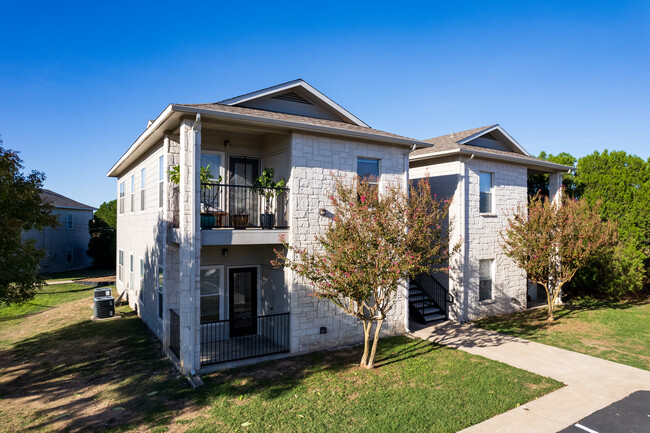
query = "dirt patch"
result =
(0, 294, 192, 432)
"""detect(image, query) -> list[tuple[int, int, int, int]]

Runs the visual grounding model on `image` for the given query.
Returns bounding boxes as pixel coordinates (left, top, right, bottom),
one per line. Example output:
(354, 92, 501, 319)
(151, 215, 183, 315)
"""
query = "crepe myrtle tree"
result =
(273, 175, 454, 369)
(501, 191, 617, 321)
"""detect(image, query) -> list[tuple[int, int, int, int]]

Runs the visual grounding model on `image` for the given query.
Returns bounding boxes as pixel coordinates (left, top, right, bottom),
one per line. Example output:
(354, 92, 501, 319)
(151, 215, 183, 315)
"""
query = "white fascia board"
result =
(410, 148, 573, 172)
(218, 79, 370, 128)
(55, 206, 97, 211)
(171, 105, 427, 148)
(107, 105, 175, 177)
(458, 124, 531, 156)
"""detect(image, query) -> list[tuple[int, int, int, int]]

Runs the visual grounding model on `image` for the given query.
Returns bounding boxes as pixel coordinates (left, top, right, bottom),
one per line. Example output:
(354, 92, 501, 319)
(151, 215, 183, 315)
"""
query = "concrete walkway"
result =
(410, 322, 650, 433)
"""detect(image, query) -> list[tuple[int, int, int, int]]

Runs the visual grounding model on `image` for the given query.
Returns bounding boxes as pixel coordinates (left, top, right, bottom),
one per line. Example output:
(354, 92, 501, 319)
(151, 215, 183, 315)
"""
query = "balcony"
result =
(199, 183, 289, 245)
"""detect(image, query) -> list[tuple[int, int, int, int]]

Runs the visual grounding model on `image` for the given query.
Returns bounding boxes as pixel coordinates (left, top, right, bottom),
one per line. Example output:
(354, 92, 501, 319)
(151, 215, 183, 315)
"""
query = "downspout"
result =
(457, 153, 474, 322)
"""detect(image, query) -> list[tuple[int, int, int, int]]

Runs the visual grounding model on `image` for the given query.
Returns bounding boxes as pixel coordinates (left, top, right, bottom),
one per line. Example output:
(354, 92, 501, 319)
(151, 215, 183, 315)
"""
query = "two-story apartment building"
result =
(107, 80, 429, 374)
(409, 125, 571, 322)
(22, 189, 95, 273)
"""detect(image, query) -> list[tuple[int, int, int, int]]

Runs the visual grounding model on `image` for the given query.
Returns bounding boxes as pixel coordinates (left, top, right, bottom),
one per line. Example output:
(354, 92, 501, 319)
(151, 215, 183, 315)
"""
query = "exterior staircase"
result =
(408, 274, 452, 324)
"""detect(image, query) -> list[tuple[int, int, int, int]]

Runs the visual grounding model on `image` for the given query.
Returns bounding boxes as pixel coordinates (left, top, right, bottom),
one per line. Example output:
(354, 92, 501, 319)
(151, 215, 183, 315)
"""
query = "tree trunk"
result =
(365, 318, 384, 369)
(360, 320, 372, 367)
(545, 285, 555, 322)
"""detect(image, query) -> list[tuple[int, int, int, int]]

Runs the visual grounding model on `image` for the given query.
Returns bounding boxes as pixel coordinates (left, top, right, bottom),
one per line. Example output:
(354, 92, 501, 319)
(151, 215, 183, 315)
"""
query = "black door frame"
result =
(228, 267, 258, 338)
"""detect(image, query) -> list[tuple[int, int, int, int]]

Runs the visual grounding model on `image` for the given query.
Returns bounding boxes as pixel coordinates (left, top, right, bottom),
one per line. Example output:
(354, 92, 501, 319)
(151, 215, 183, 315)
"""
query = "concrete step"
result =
(423, 313, 446, 323)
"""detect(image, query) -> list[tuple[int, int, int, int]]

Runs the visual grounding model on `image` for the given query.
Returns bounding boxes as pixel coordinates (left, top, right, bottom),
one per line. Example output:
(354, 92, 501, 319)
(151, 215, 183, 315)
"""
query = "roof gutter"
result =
(410, 148, 574, 171)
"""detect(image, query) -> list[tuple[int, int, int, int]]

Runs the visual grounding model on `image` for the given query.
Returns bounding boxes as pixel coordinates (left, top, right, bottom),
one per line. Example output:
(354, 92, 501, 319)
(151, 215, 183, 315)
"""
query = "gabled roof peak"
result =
(217, 79, 370, 127)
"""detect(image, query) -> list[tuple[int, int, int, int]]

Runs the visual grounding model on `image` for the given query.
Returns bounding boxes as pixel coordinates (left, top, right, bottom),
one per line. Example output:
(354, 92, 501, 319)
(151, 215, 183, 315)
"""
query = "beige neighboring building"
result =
(409, 125, 571, 323)
(107, 80, 429, 374)
(21, 189, 95, 273)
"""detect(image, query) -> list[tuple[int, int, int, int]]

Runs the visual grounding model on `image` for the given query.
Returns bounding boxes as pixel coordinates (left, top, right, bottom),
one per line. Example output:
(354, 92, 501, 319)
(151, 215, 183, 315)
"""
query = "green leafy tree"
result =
(273, 176, 453, 368)
(528, 151, 580, 198)
(0, 139, 57, 304)
(87, 200, 116, 267)
(502, 193, 617, 321)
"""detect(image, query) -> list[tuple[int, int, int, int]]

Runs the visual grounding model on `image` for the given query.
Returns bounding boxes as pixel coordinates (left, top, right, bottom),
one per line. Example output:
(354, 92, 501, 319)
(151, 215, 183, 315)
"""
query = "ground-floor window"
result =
(200, 266, 224, 323)
(118, 250, 124, 281)
(129, 254, 134, 290)
(479, 259, 494, 301)
(65, 246, 73, 264)
(139, 258, 145, 302)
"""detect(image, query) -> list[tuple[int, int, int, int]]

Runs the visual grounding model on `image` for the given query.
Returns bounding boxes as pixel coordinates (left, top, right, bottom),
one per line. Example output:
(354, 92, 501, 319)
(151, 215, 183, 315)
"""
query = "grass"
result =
(474, 296, 650, 371)
(0, 288, 563, 432)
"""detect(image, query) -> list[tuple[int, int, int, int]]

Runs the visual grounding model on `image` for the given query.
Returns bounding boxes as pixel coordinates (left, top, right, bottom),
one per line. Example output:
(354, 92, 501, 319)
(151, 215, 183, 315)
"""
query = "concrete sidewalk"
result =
(410, 322, 650, 433)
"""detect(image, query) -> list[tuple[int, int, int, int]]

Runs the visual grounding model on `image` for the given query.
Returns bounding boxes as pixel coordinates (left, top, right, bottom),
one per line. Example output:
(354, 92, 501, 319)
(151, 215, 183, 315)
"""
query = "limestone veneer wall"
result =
(288, 132, 410, 354)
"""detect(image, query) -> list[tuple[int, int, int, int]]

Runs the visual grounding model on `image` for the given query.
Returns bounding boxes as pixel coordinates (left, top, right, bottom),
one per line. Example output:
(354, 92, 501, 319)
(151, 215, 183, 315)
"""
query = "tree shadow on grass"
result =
(0, 316, 190, 432)
(473, 295, 650, 340)
(0, 312, 437, 432)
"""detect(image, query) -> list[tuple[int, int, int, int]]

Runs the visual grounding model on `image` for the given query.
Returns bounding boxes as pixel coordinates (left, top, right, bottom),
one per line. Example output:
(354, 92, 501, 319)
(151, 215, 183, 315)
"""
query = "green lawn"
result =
(474, 297, 650, 371)
(0, 288, 563, 433)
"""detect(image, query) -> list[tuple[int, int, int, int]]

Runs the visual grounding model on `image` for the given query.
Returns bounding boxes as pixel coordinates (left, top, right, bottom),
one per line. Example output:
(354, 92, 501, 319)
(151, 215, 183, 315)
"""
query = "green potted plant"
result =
(169, 164, 221, 228)
(252, 168, 286, 229)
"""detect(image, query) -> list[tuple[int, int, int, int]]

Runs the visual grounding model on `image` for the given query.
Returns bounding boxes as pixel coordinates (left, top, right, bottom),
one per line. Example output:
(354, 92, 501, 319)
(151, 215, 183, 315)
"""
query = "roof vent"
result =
(147, 119, 154, 128)
(272, 91, 313, 105)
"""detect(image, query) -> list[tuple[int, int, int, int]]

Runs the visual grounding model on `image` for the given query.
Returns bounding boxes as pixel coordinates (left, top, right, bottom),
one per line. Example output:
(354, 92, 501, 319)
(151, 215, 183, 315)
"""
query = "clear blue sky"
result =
(1, 1, 648, 208)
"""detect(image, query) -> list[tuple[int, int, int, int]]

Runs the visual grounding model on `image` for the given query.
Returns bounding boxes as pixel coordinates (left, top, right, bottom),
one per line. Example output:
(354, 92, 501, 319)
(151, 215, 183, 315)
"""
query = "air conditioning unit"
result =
(94, 296, 115, 319)
(94, 288, 111, 298)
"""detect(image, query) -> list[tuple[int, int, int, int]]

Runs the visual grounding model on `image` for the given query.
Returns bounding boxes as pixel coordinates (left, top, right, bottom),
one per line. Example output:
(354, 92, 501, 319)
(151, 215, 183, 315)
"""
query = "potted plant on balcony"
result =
(169, 164, 221, 229)
(252, 168, 286, 229)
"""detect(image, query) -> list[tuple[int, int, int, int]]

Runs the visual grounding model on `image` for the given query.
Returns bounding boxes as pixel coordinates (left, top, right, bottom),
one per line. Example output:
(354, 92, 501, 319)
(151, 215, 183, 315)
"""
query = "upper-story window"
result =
(66, 212, 73, 230)
(158, 155, 164, 209)
(479, 259, 494, 301)
(119, 182, 125, 214)
(130, 175, 135, 213)
(357, 157, 380, 197)
(479, 172, 493, 214)
(140, 168, 146, 211)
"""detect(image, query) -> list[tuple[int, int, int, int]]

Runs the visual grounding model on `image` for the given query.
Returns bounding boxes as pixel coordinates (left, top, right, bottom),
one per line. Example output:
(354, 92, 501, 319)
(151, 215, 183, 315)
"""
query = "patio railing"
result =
(200, 312, 290, 365)
(200, 183, 289, 229)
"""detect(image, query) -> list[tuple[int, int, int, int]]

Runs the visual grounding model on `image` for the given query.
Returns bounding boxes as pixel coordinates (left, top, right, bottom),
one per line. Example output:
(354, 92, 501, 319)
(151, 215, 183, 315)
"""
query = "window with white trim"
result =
(130, 175, 135, 213)
(158, 265, 164, 319)
(479, 259, 494, 301)
(479, 172, 493, 213)
(129, 254, 134, 290)
(118, 250, 124, 281)
(200, 267, 225, 323)
(357, 157, 380, 197)
(158, 155, 164, 209)
(140, 168, 146, 211)
(66, 212, 73, 230)
(65, 246, 73, 264)
(139, 258, 145, 302)
(119, 182, 125, 214)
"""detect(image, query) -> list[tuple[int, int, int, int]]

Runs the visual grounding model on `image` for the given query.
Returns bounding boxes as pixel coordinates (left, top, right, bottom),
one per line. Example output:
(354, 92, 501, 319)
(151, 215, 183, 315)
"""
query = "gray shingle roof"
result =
(40, 189, 95, 210)
(410, 126, 572, 170)
(175, 103, 423, 143)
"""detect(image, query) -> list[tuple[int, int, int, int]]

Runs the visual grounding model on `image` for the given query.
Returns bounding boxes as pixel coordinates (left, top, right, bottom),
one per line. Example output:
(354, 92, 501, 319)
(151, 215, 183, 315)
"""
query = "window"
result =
(357, 157, 380, 197)
(119, 182, 125, 214)
(130, 175, 135, 213)
(139, 258, 145, 302)
(66, 212, 73, 230)
(118, 250, 124, 281)
(200, 267, 224, 323)
(65, 246, 73, 263)
(479, 259, 494, 301)
(129, 254, 134, 290)
(140, 168, 146, 211)
(479, 172, 493, 213)
(158, 155, 164, 209)
(158, 265, 164, 320)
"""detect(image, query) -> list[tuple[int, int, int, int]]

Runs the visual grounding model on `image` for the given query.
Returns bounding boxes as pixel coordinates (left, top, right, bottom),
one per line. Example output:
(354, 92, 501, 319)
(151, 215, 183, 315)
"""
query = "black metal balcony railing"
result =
(200, 183, 289, 229)
(201, 313, 290, 365)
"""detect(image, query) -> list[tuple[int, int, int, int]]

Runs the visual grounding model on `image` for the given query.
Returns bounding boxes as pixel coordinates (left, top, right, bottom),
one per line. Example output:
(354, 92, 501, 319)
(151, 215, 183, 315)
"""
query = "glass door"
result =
(229, 156, 260, 227)
(229, 267, 257, 337)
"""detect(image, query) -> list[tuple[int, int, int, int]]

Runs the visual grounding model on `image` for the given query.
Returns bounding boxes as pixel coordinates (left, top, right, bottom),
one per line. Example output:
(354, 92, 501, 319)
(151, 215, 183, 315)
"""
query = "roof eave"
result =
(457, 124, 531, 156)
(410, 148, 573, 171)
